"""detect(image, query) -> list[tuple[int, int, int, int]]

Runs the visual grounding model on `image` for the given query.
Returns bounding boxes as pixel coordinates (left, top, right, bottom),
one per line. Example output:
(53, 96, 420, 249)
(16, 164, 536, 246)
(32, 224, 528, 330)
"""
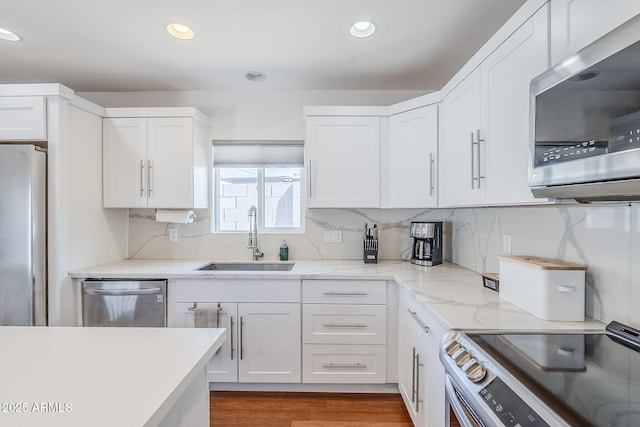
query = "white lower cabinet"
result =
(172, 279, 301, 384)
(302, 280, 388, 384)
(398, 290, 447, 427)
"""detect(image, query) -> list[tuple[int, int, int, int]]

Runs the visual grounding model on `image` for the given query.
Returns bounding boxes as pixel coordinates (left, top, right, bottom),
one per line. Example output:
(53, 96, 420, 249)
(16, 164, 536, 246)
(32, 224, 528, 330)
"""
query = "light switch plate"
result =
(502, 234, 512, 254)
(324, 230, 343, 244)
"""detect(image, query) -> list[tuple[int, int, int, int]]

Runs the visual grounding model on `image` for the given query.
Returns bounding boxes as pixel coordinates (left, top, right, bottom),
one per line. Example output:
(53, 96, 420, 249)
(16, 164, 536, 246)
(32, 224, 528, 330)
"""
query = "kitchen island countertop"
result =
(70, 259, 603, 331)
(0, 326, 225, 427)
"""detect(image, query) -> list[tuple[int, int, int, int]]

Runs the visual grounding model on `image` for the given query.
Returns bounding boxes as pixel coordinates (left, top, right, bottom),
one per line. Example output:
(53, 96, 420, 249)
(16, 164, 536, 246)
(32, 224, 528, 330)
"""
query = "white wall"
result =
(80, 90, 427, 140)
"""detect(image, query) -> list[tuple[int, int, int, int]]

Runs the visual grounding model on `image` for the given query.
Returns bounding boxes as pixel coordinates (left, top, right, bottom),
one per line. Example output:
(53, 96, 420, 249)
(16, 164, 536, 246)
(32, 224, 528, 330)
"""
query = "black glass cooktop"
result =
(466, 323, 640, 427)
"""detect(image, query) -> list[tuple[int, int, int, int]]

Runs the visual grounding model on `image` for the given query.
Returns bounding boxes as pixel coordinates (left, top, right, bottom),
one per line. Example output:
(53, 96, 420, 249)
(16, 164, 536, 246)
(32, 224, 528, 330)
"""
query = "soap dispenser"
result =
(279, 240, 289, 261)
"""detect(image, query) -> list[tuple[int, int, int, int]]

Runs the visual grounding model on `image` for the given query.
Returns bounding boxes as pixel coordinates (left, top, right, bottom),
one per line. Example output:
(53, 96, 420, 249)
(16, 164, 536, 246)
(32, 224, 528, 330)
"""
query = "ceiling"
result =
(0, 0, 526, 92)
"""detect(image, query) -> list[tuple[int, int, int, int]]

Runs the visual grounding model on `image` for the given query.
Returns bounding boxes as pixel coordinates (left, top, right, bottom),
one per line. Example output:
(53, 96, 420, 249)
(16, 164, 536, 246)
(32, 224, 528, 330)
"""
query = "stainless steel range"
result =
(440, 321, 640, 427)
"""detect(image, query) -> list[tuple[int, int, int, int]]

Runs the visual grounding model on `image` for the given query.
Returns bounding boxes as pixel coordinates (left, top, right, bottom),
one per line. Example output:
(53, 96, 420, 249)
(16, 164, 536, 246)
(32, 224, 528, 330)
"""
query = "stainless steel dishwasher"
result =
(81, 279, 167, 327)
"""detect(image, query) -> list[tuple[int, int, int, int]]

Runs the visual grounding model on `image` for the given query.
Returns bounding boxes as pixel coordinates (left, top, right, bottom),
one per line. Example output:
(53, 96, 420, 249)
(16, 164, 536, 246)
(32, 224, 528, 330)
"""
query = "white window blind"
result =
(212, 140, 304, 167)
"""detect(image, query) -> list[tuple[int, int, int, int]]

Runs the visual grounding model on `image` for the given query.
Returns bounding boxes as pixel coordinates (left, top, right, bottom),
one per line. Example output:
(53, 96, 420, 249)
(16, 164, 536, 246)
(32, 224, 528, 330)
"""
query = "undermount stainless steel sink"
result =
(196, 262, 295, 271)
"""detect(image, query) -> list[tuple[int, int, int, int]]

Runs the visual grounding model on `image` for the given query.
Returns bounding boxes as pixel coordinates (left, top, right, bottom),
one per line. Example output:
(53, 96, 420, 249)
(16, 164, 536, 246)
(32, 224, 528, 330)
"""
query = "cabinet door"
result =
(147, 117, 194, 208)
(387, 106, 438, 208)
(0, 96, 46, 141)
(440, 68, 482, 207)
(174, 302, 239, 383)
(103, 118, 148, 208)
(306, 116, 380, 208)
(397, 302, 426, 426)
(561, 0, 640, 58)
(481, 5, 550, 205)
(238, 303, 301, 383)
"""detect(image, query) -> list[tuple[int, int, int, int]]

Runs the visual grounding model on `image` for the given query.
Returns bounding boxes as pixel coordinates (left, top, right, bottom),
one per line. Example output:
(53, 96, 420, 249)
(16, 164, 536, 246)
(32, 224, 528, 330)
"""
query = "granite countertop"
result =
(0, 326, 225, 427)
(69, 259, 604, 331)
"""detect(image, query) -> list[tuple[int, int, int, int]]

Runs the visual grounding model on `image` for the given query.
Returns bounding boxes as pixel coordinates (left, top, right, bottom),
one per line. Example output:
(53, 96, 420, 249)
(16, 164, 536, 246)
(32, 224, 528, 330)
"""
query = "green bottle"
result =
(279, 240, 289, 261)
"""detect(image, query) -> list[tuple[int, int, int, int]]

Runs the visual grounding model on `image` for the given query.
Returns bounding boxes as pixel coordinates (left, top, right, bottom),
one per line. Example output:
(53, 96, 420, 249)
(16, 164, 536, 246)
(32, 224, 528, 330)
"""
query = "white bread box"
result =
(498, 256, 586, 321)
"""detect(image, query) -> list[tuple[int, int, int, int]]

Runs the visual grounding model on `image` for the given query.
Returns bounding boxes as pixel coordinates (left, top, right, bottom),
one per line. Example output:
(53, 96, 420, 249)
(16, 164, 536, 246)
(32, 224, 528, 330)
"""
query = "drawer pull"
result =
(408, 309, 430, 334)
(323, 363, 368, 369)
(323, 292, 368, 296)
(322, 323, 367, 328)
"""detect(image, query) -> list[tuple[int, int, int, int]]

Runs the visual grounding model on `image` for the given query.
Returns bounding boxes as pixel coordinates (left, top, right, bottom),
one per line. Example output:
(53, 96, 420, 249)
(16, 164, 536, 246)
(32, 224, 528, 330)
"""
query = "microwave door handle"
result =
(445, 375, 480, 427)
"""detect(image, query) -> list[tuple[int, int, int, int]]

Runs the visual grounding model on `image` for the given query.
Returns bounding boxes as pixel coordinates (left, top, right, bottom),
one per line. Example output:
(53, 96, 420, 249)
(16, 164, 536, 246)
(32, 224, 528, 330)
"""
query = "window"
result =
(212, 141, 304, 233)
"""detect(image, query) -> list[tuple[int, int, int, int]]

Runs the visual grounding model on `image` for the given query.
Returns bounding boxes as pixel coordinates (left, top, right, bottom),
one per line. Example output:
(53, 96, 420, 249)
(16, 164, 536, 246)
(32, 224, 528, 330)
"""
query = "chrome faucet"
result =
(247, 206, 264, 261)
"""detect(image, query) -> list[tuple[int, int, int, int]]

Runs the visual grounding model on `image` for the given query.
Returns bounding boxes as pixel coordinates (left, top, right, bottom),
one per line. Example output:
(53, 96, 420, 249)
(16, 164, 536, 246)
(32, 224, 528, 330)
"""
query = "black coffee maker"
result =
(410, 222, 442, 266)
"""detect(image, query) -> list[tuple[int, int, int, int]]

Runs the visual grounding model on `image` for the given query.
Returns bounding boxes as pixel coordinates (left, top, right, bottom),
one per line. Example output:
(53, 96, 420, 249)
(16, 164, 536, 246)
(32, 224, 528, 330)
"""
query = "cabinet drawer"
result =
(302, 344, 386, 384)
(302, 280, 386, 304)
(303, 304, 386, 345)
(404, 292, 446, 355)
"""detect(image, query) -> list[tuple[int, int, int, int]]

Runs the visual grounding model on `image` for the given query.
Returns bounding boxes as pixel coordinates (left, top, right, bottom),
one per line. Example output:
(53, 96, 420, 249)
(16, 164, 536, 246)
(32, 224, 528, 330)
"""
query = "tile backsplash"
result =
(129, 202, 639, 327)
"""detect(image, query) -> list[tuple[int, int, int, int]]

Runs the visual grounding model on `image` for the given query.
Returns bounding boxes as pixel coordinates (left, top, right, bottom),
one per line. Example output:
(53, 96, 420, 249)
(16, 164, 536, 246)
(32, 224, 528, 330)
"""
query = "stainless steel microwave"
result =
(529, 13, 640, 202)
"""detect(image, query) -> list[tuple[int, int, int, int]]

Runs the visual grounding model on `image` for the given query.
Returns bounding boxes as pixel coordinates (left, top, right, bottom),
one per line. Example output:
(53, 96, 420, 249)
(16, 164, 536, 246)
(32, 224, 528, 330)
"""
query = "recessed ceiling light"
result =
(245, 71, 267, 82)
(166, 22, 194, 40)
(0, 27, 22, 42)
(350, 20, 376, 38)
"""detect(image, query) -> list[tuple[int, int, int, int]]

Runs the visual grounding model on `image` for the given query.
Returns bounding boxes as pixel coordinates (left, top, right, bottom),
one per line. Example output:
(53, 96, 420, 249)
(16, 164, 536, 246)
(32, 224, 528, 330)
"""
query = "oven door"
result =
(445, 375, 492, 427)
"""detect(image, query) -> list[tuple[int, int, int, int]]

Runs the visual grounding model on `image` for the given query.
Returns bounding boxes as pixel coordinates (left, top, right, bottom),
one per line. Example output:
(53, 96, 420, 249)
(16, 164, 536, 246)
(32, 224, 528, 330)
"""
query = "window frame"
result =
(212, 166, 305, 234)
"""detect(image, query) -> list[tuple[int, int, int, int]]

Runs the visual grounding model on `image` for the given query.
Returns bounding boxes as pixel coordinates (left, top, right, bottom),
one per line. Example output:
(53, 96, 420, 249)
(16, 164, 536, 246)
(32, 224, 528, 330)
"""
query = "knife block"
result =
(363, 239, 378, 264)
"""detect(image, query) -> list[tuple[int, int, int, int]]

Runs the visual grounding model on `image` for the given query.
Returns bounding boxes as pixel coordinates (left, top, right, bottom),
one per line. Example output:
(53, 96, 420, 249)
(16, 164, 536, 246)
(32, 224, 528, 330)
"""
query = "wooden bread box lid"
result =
(498, 255, 587, 271)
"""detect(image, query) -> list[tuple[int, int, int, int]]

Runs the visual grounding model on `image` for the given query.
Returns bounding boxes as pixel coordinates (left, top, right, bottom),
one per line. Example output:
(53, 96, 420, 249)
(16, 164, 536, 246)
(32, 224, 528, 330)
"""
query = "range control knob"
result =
(445, 341, 461, 356)
(455, 351, 471, 367)
(465, 362, 487, 383)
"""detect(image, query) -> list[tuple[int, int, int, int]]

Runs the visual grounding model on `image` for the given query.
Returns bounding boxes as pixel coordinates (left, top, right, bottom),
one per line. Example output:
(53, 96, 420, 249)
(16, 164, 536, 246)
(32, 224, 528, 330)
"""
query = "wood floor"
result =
(210, 391, 414, 427)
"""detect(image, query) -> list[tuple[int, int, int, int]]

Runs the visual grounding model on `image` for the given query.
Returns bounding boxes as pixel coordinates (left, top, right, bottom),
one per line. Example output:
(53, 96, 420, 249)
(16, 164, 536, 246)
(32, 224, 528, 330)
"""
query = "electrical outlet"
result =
(169, 227, 179, 243)
(502, 234, 512, 254)
(324, 230, 343, 244)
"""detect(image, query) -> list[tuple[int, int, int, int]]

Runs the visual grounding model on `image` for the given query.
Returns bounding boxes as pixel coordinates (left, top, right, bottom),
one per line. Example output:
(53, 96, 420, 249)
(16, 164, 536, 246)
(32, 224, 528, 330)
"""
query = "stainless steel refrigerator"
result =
(0, 144, 47, 326)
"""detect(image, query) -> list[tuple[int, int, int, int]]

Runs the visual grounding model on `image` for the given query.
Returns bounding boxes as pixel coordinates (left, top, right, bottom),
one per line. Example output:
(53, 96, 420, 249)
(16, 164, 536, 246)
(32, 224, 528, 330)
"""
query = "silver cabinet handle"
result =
(230, 316, 235, 360)
(309, 158, 313, 198)
(411, 347, 417, 403)
(415, 351, 424, 412)
(140, 159, 145, 197)
(239, 316, 244, 360)
(408, 309, 430, 334)
(322, 363, 367, 368)
(476, 129, 485, 188)
(429, 152, 435, 196)
(322, 323, 367, 328)
(84, 287, 161, 296)
(323, 291, 368, 296)
(470, 132, 475, 190)
(147, 159, 153, 196)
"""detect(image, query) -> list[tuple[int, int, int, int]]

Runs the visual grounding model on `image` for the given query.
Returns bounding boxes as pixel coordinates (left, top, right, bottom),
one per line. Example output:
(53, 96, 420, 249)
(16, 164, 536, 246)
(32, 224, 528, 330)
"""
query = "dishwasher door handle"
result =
(83, 287, 162, 296)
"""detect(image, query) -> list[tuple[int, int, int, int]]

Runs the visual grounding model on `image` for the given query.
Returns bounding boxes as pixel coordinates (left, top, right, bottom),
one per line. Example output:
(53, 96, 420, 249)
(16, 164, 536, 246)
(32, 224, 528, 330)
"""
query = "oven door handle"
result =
(445, 375, 480, 427)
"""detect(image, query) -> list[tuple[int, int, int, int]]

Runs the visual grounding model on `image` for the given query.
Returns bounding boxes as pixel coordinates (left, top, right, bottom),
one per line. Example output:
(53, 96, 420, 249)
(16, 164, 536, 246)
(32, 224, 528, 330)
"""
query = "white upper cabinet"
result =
(440, 5, 550, 207)
(103, 108, 210, 209)
(385, 105, 438, 208)
(305, 115, 380, 208)
(551, 0, 640, 63)
(440, 68, 482, 207)
(0, 96, 46, 141)
(480, 5, 550, 205)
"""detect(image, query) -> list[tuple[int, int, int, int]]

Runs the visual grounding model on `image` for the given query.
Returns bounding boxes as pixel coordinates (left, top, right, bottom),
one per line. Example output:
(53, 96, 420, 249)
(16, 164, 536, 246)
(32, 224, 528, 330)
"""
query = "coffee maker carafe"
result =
(410, 222, 442, 266)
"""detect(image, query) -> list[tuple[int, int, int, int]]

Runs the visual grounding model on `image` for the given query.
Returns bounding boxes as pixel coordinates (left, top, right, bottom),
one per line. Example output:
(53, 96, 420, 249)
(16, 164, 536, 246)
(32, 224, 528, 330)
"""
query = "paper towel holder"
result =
(155, 209, 196, 224)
